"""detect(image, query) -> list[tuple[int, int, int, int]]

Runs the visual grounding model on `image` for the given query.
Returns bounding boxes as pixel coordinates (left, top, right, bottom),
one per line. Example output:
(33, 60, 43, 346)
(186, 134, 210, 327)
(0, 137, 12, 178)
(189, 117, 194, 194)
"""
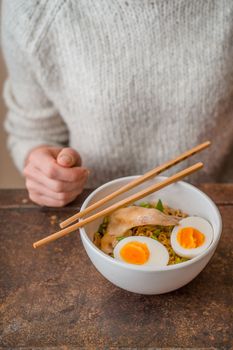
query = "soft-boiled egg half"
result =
(171, 216, 213, 259)
(113, 236, 169, 267)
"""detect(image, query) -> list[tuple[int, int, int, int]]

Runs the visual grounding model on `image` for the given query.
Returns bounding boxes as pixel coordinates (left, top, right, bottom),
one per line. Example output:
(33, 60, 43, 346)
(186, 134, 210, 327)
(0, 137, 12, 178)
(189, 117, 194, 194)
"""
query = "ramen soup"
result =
(93, 200, 214, 267)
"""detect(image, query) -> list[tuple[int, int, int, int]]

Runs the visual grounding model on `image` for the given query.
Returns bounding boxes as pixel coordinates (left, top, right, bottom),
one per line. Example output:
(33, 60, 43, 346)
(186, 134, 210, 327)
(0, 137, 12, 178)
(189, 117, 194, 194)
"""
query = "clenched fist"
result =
(23, 146, 89, 207)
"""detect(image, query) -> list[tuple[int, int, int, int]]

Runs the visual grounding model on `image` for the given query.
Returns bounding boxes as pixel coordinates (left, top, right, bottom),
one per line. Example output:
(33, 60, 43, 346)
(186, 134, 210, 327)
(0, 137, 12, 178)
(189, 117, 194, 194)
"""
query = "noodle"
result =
(93, 200, 189, 265)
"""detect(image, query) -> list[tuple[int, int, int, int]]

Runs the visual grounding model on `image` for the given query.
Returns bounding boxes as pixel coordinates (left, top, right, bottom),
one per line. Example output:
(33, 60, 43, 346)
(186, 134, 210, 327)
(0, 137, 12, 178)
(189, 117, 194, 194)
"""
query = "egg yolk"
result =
(177, 227, 205, 249)
(120, 241, 150, 265)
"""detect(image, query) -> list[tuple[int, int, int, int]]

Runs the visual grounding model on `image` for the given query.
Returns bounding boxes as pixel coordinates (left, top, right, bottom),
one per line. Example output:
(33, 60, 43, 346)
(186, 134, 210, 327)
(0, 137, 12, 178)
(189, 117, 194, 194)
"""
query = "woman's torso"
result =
(31, 0, 233, 186)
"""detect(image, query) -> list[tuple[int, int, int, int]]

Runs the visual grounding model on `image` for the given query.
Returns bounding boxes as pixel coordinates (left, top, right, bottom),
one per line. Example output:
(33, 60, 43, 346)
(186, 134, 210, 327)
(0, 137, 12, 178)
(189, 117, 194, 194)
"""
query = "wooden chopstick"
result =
(33, 162, 203, 248)
(60, 141, 210, 228)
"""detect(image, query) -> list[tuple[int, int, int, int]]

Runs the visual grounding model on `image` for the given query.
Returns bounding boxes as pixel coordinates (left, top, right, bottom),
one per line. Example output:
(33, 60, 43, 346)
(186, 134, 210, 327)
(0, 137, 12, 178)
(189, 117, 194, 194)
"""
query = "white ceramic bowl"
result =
(79, 176, 222, 295)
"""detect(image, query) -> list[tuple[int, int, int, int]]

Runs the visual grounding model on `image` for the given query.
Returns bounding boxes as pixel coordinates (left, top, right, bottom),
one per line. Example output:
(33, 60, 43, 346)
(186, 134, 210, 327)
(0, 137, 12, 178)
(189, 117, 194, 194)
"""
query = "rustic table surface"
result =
(0, 185, 232, 349)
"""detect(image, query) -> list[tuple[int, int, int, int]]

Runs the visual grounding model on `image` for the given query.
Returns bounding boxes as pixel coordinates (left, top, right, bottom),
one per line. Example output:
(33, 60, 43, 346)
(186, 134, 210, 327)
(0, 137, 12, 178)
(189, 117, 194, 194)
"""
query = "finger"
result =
(26, 146, 62, 166)
(29, 153, 88, 182)
(26, 178, 83, 202)
(24, 163, 87, 192)
(57, 147, 82, 167)
(28, 190, 81, 208)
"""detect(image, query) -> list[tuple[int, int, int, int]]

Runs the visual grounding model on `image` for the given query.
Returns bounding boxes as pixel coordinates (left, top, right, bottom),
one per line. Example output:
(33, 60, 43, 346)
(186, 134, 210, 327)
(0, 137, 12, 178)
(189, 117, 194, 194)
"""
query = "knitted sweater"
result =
(2, 0, 233, 187)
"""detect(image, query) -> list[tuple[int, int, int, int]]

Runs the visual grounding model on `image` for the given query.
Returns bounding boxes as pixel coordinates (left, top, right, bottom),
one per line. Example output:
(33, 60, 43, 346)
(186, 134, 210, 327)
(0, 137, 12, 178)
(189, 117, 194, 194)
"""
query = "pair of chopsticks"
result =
(33, 141, 210, 249)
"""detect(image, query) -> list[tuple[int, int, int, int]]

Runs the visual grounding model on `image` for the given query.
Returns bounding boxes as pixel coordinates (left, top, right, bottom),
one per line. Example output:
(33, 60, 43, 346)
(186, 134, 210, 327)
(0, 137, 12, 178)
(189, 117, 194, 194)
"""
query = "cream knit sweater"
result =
(2, 0, 233, 187)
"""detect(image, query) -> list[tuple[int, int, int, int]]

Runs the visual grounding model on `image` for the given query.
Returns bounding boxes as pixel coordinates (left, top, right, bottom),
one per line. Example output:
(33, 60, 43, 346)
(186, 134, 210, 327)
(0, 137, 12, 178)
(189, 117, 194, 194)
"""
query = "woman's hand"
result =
(23, 146, 89, 207)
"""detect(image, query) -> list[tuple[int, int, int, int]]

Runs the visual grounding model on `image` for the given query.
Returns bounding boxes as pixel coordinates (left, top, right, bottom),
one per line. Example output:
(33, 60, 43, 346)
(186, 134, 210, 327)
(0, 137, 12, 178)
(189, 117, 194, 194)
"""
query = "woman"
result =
(2, 0, 233, 207)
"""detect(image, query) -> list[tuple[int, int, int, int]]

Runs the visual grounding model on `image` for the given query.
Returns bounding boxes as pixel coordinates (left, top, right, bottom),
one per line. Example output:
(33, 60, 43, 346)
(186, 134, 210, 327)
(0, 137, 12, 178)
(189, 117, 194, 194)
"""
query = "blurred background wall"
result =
(0, 49, 24, 188)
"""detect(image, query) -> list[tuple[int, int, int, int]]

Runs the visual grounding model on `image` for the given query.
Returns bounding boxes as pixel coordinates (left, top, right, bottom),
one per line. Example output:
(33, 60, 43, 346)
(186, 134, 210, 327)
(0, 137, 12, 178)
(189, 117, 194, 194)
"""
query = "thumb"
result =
(57, 147, 82, 167)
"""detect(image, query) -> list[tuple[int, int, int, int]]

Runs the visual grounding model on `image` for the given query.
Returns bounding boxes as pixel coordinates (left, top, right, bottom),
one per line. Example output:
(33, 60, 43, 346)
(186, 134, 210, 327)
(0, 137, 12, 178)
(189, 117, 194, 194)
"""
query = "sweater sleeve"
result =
(1, 2, 69, 173)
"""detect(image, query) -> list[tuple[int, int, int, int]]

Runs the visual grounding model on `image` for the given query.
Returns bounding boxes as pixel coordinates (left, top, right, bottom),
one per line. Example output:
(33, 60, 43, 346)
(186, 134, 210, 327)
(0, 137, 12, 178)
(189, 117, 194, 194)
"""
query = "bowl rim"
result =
(79, 176, 222, 272)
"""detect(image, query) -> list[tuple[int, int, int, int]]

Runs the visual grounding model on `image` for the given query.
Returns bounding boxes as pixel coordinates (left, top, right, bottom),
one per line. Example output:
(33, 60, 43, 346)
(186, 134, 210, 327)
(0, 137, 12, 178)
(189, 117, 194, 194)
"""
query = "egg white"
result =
(113, 236, 169, 267)
(171, 216, 213, 259)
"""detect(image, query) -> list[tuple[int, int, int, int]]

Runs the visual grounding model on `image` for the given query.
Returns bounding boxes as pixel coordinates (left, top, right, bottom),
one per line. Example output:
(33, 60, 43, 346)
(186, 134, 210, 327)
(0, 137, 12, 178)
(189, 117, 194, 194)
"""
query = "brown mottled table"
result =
(0, 185, 232, 349)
